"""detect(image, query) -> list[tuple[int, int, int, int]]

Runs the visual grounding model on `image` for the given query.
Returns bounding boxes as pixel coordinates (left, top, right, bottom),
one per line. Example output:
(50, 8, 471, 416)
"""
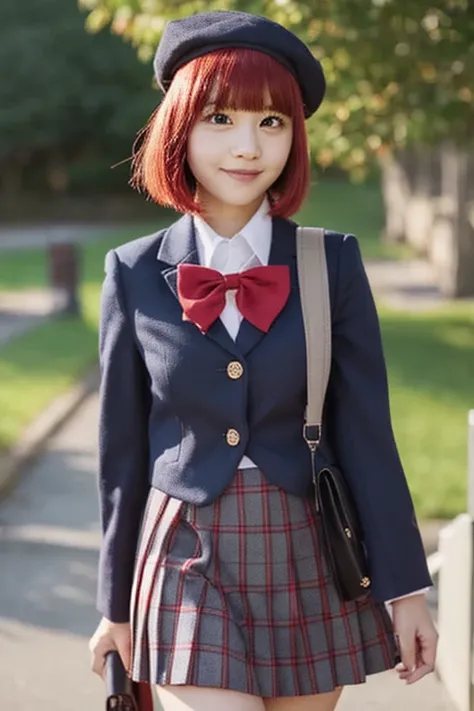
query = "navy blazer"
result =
(97, 214, 432, 622)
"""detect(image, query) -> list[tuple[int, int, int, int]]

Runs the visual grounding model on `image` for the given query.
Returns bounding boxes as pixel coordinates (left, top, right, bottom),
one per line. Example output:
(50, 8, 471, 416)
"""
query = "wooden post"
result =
(48, 242, 81, 316)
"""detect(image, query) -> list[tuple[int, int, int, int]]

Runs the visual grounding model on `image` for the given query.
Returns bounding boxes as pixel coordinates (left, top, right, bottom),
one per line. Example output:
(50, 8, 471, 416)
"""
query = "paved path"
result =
(0, 392, 456, 710)
(0, 394, 103, 710)
(0, 224, 118, 251)
(365, 259, 446, 311)
(0, 290, 55, 346)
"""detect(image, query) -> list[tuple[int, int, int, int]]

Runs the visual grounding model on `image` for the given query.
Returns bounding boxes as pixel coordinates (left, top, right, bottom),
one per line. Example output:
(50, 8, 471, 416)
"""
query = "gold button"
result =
(227, 361, 244, 380)
(226, 428, 240, 447)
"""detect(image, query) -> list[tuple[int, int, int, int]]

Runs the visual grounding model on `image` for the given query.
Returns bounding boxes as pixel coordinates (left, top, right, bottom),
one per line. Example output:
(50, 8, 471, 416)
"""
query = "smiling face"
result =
(130, 48, 310, 219)
(187, 99, 293, 215)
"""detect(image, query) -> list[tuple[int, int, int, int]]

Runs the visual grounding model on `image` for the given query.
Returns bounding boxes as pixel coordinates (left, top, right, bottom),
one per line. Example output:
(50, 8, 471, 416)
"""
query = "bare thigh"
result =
(154, 685, 266, 711)
(263, 687, 343, 711)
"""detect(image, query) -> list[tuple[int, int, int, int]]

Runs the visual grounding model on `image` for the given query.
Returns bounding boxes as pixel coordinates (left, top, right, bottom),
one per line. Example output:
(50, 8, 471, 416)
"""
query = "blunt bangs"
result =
(175, 48, 302, 119)
(130, 48, 310, 217)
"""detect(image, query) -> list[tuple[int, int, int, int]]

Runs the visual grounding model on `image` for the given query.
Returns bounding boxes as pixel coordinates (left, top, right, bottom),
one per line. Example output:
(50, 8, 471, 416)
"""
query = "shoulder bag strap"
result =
(295, 226, 332, 459)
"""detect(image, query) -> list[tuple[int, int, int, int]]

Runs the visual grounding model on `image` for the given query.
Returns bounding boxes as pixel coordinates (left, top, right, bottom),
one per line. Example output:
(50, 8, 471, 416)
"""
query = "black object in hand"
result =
(104, 651, 138, 711)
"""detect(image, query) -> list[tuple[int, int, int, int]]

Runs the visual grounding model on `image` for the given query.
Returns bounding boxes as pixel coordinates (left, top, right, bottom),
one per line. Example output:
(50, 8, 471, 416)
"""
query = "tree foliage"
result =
(0, 0, 158, 191)
(80, 0, 474, 177)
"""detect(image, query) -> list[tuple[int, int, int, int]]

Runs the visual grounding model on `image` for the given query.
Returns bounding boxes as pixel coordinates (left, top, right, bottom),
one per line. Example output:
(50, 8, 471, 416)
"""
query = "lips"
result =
(221, 168, 263, 182)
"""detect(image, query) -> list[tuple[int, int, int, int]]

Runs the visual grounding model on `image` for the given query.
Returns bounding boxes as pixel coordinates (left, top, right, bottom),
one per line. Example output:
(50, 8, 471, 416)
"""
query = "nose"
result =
(230, 122, 261, 160)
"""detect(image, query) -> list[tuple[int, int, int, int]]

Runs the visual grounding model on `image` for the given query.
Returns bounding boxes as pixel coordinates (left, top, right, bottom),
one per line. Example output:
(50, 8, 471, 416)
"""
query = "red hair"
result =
(130, 48, 310, 218)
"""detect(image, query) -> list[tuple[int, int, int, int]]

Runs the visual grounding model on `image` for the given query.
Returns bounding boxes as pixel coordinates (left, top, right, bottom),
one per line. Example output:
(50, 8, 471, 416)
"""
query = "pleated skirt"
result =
(130, 467, 398, 698)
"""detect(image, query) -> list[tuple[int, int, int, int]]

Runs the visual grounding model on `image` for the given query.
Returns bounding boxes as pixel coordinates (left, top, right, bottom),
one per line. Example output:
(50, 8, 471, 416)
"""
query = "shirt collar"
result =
(194, 196, 272, 268)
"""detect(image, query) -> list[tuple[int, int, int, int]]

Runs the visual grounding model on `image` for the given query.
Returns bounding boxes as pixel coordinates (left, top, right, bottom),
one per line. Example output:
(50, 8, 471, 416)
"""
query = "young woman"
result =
(89, 11, 437, 711)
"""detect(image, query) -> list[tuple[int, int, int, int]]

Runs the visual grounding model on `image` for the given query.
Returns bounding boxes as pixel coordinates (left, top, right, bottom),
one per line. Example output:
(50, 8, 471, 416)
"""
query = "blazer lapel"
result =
(235, 217, 298, 357)
(157, 215, 241, 357)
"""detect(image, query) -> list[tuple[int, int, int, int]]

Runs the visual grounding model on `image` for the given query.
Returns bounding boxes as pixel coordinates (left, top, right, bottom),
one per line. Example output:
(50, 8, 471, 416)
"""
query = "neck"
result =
(196, 191, 265, 238)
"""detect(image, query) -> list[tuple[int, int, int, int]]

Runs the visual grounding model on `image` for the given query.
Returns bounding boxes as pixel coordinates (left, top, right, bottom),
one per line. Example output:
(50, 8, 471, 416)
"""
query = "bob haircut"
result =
(130, 48, 310, 218)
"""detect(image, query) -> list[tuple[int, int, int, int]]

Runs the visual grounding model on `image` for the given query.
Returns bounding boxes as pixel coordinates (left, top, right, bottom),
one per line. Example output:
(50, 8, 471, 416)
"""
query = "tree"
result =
(80, 0, 474, 174)
(0, 0, 158, 195)
(80, 0, 474, 295)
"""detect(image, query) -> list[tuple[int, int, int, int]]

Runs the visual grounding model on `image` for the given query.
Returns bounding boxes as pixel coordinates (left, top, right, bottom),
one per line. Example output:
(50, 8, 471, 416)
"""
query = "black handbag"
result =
(314, 465, 371, 601)
(296, 227, 371, 602)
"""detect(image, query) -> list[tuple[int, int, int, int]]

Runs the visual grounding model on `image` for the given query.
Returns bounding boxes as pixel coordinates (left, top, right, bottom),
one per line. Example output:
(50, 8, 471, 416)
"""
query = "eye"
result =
(261, 115, 286, 128)
(205, 113, 232, 125)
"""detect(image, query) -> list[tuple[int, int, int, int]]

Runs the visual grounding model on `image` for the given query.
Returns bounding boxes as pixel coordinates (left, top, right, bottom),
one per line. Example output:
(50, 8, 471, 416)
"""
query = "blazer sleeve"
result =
(324, 234, 433, 603)
(96, 250, 151, 623)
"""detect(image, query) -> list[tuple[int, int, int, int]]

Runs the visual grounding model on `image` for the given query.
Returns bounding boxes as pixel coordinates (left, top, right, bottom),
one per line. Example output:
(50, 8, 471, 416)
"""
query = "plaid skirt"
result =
(130, 468, 398, 698)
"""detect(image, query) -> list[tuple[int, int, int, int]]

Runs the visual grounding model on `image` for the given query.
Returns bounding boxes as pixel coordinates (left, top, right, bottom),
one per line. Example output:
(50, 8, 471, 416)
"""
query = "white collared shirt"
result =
(193, 199, 427, 604)
(194, 197, 272, 340)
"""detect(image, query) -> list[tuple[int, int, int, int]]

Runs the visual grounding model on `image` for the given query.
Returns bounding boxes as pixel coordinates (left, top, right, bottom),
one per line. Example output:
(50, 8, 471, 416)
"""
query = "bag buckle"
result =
(303, 423, 321, 453)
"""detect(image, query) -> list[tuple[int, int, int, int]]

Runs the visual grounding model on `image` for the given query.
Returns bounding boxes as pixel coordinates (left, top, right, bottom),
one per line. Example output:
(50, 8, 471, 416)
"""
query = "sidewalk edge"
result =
(0, 363, 100, 499)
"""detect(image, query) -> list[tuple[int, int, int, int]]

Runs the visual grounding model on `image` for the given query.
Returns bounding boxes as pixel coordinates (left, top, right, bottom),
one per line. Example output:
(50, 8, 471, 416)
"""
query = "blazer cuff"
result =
(386, 587, 431, 604)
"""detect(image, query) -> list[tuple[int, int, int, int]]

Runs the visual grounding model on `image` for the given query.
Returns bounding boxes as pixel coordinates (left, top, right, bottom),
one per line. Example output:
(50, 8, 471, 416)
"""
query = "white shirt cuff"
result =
(386, 587, 431, 604)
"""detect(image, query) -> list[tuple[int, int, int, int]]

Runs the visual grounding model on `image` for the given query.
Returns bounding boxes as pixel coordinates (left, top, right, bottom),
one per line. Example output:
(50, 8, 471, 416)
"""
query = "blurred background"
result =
(0, 2, 473, 709)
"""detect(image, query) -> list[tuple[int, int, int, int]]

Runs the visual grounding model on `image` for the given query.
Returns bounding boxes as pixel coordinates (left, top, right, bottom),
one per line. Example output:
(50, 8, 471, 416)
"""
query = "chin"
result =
(225, 193, 261, 203)
(214, 188, 271, 206)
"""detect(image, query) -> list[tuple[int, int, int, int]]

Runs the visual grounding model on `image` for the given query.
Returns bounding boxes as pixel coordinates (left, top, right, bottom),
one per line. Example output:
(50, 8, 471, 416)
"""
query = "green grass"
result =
(381, 304, 474, 519)
(0, 179, 471, 520)
(0, 221, 168, 451)
(0, 314, 98, 450)
(0, 180, 406, 292)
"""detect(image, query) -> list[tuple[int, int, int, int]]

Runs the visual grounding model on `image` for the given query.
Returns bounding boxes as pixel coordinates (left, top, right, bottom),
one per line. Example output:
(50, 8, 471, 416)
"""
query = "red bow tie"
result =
(177, 264, 291, 334)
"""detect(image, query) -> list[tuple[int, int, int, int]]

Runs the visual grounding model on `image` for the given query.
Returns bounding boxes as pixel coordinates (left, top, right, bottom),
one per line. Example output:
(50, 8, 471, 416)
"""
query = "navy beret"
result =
(153, 10, 326, 118)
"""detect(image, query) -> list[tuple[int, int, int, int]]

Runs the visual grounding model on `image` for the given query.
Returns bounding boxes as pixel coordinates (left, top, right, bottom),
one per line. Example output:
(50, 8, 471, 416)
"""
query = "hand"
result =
(391, 594, 438, 684)
(89, 616, 132, 678)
